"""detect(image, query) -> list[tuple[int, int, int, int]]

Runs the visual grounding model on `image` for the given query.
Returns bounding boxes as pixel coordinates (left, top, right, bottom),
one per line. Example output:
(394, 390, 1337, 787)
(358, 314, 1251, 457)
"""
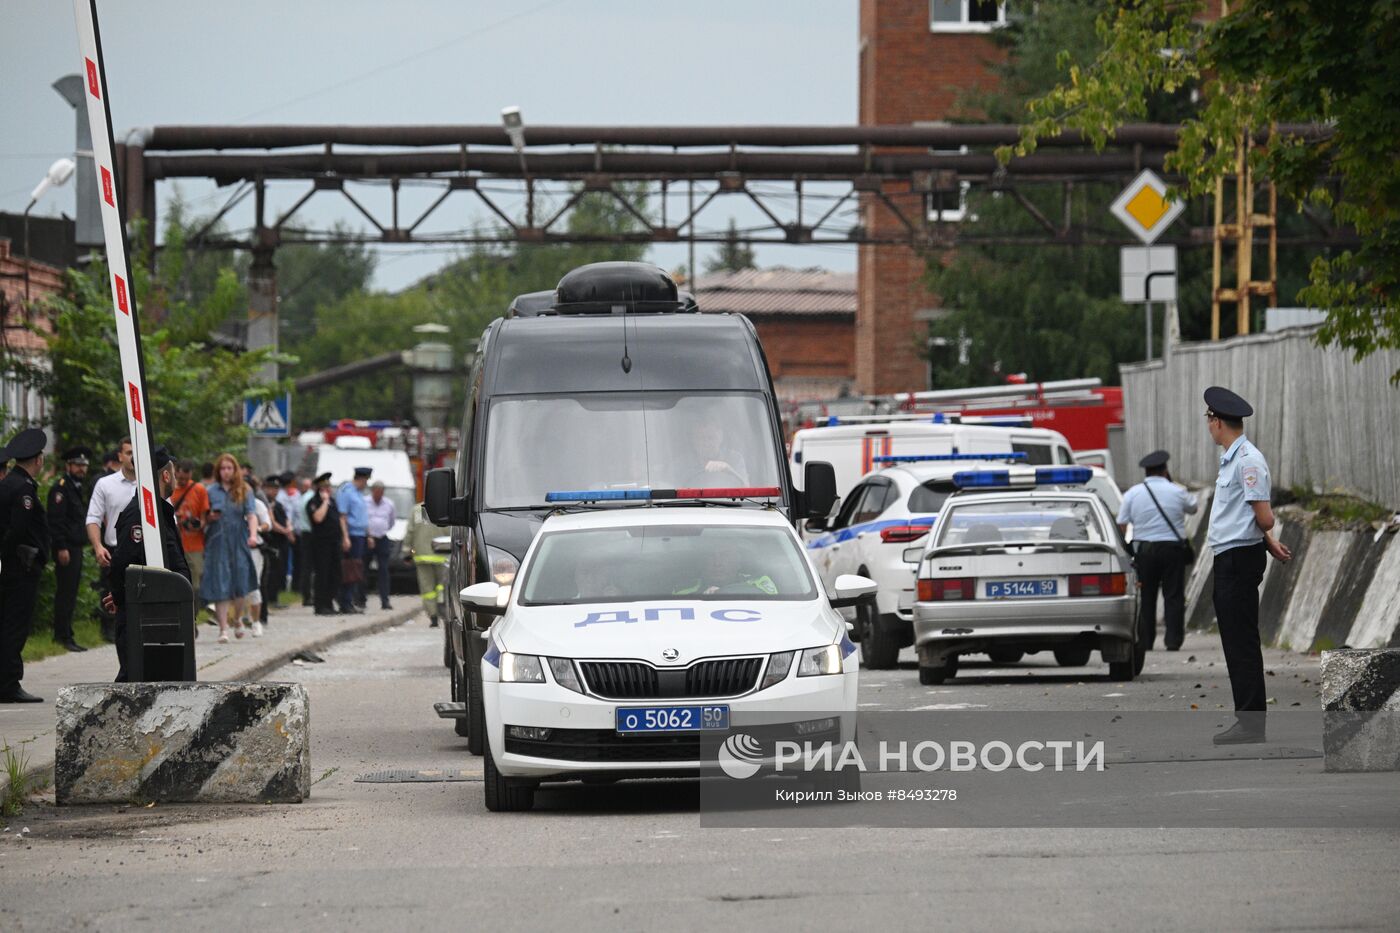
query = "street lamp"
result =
(501, 106, 532, 226)
(23, 157, 77, 304)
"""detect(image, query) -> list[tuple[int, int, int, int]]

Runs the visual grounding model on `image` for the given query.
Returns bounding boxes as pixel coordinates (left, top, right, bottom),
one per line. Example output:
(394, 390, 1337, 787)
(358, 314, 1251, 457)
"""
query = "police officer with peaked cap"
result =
(1203, 386, 1292, 745)
(1116, 449, 1198, 652)
(104, 444, 189, 683)
(49, 446, 93, 653)
(0, 428, 51, 702)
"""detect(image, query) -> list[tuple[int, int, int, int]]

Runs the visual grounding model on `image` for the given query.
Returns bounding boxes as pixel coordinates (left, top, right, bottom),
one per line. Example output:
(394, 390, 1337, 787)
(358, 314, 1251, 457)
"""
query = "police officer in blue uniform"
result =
(1203, 387, 1292, 745)
(1117, 449, 1198, 651)
(0, 428, 50, 703)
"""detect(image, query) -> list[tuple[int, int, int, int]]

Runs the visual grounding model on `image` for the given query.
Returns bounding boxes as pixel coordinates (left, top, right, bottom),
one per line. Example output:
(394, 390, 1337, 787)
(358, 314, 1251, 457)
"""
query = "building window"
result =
(930, 0, 1008, 33)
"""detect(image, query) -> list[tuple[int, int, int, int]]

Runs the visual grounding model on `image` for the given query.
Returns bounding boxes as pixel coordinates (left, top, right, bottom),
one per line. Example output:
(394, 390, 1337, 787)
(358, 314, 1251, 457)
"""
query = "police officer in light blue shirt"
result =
(1117, 449, 1198, 652)
(1202, 386, 1291, 746)
(336, 467, 372, 613)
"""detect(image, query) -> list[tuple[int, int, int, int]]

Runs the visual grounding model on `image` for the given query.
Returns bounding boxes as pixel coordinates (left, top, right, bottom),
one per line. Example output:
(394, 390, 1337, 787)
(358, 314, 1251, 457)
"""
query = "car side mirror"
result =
(805, 516, 828, 533)
(829, 573, 878, 609)
(902, 546, 924, 565)
(425, 467, 468, 525)
(803, 460, 837, 520)
(459, 581, 508, 615)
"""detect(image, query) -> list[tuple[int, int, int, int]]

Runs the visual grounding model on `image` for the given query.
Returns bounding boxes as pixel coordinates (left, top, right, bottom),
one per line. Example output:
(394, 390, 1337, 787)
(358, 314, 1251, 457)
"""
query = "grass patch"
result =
(1285, 486, 1392, 530)
(2, 741, 33, 817)
(21, 614, 106, 664)
(277, 590, 302, 608)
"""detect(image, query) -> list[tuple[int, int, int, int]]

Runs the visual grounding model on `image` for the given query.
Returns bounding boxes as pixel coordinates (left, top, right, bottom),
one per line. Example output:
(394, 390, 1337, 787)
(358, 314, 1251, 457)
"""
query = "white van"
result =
(789, 420, 1075, 501)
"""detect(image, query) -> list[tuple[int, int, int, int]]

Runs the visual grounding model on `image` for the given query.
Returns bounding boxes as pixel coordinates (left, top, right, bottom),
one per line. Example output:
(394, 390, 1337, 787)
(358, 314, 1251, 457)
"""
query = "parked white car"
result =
(466, 502, 869, 811)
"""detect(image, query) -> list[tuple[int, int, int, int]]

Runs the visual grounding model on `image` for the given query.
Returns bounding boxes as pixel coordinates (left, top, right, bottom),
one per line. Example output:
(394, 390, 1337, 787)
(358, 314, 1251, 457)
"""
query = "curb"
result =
(3, 604, 420, 801)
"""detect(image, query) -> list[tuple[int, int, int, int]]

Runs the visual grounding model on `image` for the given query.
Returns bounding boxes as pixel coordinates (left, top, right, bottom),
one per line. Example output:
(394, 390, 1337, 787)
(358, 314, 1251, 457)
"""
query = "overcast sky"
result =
(2, 0, 859, 290)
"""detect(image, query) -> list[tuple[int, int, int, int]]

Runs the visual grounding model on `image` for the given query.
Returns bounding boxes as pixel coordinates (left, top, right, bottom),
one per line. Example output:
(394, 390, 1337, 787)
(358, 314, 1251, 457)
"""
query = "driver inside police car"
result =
(572, 553, 622, 600)
(674, 545, 777, 596)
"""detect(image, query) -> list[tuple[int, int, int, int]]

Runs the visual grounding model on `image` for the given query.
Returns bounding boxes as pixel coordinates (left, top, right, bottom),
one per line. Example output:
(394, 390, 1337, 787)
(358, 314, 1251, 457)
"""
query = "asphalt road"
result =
(3, 618, 1398, 931)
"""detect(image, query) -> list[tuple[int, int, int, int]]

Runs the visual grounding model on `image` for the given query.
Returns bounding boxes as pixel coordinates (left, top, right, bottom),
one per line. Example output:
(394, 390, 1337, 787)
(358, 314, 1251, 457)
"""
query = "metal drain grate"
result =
(355, 768, 483, 783)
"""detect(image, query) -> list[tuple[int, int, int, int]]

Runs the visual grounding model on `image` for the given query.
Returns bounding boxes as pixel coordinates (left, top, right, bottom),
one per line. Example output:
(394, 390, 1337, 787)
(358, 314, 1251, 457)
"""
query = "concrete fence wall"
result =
(1120, 326, 1400, 509)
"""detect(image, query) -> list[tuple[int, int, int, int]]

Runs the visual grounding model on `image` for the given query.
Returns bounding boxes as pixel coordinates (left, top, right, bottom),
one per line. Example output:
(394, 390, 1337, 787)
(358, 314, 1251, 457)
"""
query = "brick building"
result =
(0, 237, 62, 436)
(857, 0, 1008, 394)
(694, 267, 855, 402)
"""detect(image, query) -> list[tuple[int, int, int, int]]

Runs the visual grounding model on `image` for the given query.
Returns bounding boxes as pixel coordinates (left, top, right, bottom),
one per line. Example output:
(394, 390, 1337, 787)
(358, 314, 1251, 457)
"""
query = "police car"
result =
(461, 487, 869, 812)
(908, 466, 1142, 686)
(807, 454, 1029, 669)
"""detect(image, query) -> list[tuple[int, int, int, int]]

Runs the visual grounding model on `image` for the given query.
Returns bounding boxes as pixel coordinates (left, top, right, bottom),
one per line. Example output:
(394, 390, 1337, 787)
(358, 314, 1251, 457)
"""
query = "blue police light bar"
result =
(545, 488, 652, 503)
(872, 453, 1028, 464)
(951, 466, 1093, 489)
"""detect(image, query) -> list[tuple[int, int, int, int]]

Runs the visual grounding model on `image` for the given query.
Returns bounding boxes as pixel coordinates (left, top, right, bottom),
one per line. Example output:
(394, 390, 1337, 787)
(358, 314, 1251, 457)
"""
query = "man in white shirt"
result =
(84, 437, 137, 642)
(1116, 449, 1198, 652)
(365, 481, 398, 611)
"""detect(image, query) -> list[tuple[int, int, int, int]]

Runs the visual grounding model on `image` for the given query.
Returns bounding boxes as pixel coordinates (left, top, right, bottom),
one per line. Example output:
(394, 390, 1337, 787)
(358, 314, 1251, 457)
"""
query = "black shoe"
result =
(1165, 644, 1182, 652)
(61, 639, 88, 653)
(1213, 720, 1266, 745)
(315, 609, 337, 617)
(429, 616, 440, 628)
(381, 602, 392, 611)
(0, 687, 44, 703)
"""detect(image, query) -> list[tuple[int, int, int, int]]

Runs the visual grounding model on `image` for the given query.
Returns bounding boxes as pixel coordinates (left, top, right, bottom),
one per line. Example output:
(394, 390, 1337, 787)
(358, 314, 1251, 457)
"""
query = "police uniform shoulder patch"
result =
(54, 492, 63, 504)
(22, 495, 33, 510)
(1241, 466, 1260, 488)
(131, 526, 143, 543)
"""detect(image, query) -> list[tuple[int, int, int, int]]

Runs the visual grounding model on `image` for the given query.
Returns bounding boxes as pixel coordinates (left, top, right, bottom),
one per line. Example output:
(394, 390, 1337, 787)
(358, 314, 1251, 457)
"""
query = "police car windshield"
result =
(935, 499, 1108, 549)
(482, 392, 781, 509)
(516, 524, 817, 605)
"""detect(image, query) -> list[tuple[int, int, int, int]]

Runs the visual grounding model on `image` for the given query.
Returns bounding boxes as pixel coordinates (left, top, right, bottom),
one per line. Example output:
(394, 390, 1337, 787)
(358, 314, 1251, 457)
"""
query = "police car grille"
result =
(581, 662, 660, 699)
(685, 657, 763, 697)
(580, 657, 763, 699)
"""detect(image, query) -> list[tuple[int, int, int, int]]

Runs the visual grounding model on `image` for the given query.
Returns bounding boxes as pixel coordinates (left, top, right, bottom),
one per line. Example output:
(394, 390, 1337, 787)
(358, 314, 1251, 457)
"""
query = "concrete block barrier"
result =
(54, 682, 310, 804)
(1321, 649, 1400, 773)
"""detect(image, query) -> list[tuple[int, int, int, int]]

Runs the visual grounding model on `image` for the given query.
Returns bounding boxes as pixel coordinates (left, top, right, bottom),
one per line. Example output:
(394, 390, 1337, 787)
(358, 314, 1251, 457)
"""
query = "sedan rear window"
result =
(936, 499, 1107, 547)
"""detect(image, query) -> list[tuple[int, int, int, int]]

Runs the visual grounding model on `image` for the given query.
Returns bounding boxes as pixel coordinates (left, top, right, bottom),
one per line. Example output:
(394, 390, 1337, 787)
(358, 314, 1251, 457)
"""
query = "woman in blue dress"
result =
(199, 453, 260, 642)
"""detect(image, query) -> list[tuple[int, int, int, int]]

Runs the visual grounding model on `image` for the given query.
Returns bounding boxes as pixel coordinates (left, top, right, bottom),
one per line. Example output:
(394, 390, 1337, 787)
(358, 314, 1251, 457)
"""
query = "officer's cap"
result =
(63, 446, 93, 464)
(1204, 386, 1254, 420)
(313, 471, 333, 485)
(278, 471, 295, 486)
(151, 445, 177, 472)
(102, 449, 120, 465)
(1139, 449, 1170, 469)
(4, 428, 47, 461)
(353, 466, 373, 478)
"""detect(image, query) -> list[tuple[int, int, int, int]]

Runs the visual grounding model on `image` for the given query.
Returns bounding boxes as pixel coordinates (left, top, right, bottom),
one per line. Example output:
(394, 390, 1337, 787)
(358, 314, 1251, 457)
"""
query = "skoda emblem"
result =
(661, 648, 680, 662)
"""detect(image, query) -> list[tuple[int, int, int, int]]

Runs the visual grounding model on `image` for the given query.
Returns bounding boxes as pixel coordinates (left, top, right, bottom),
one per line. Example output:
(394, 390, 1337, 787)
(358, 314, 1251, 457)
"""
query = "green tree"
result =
(275, 229, 377, 345)
(705, 219, 757, 274)
(1009, 0, 1400, 380)
(8, 218, 276, 460)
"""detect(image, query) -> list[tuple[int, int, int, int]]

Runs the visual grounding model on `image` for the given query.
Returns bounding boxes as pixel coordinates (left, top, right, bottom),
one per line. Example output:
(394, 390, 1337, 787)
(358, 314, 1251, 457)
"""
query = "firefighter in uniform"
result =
(48, 446, 93, 653)
(0, 428, 50, 703)
(104, 445, 189, 683)
(406, 503, 445, 627)
(1203, 386, 1292, 745)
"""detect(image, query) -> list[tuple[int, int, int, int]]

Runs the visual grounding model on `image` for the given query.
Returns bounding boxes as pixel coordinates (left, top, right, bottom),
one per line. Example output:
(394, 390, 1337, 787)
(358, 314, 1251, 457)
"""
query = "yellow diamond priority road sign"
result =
(1110, 169, 1184, 244)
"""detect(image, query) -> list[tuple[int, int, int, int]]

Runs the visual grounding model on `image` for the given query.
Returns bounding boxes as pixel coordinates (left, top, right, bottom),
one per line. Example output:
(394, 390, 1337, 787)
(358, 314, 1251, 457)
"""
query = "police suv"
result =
(908, 466, 1142, 685)
(808, 453, 1029, 669)
(462, 487, 869, 812)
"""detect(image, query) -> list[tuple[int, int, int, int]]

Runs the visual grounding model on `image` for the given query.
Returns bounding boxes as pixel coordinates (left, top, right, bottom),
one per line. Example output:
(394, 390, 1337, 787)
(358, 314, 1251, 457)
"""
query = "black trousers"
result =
(1135, 541, 1187, 650)
(1212, 542, 1268, 712)
(296, 536, 314, 605)
(0, 573, 40, 692)
(311, 538, 340, 613)
(52, 548, 85, 642)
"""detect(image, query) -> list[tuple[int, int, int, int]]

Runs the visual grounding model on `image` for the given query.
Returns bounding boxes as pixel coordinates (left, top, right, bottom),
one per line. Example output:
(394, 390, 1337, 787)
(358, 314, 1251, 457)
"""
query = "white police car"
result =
(909, 466, 1142, 686)
(807, 454, 1029, 669)
(461, 487, 870, 811)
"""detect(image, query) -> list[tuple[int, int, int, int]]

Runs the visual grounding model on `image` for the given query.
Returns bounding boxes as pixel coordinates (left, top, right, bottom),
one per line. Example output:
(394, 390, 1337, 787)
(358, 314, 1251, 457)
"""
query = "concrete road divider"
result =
(1321, 649, 1400, 773)
(55, 682, 310, 804)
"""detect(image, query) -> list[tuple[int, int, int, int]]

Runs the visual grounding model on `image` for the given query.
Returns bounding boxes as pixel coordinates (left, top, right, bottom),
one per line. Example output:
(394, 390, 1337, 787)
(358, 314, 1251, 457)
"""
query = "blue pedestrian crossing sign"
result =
(245, 394, 292, 437)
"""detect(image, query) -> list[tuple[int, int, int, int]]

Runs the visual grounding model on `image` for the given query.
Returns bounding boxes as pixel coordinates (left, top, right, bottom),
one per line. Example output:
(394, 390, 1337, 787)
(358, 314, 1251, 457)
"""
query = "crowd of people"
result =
(0, 428, 414, 702)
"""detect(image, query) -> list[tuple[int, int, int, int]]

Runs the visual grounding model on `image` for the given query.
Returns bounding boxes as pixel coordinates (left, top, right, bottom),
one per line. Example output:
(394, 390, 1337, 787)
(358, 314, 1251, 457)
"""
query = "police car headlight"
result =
(760, 651, 795, 689)
(797, 644, 842, 677)
(547, 657, 584, 694)
(500, 652, 545, 683)
(487, 545, 519, 585)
